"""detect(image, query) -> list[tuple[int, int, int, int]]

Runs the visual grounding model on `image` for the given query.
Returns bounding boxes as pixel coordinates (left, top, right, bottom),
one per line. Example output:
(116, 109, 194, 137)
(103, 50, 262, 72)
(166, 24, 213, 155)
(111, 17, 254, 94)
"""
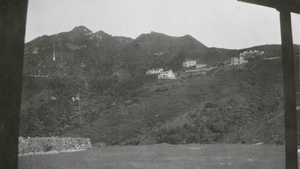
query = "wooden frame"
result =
(239, 0, 299, 168)
(0, 0, 298, 168)
(0, 1, 29, 168)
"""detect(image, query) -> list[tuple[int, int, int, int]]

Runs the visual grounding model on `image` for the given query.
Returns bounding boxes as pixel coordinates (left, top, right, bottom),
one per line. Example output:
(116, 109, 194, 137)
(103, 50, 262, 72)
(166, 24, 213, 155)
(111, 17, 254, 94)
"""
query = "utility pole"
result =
(78, 93, 81, 125)
(73, 93, 82, 125)
(53, 43, 56, 61)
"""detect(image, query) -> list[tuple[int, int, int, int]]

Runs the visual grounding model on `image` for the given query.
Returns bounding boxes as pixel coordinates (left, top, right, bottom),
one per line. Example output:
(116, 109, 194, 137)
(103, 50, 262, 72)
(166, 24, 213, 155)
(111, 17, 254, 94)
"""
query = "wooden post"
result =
(0, 1, 28, 169)
(78, 93, 82, 124)
(279, 10, 298, 169)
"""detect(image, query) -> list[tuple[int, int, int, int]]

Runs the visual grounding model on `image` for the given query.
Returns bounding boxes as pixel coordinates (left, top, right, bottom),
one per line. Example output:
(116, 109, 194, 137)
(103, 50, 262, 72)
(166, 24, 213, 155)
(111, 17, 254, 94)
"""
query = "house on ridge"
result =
(182, 59, 196, 68)
(158, 70, 176, 79)
(230, 55, 248, 65)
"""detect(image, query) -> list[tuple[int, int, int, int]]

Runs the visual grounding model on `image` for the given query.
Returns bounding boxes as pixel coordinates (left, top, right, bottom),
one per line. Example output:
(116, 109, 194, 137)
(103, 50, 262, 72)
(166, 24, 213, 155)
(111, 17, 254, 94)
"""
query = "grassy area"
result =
(19, 144, 286, 169)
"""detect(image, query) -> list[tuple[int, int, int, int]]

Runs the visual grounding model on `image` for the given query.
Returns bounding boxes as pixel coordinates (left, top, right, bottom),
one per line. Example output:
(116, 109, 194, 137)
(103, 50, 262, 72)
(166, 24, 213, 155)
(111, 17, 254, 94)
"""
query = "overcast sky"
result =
(25, 0, 299, 49)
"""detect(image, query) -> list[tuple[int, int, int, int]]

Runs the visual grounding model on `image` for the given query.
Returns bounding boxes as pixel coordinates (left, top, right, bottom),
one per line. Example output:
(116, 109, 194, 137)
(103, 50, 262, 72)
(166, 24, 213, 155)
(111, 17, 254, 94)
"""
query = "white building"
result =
(182, 59, 197, 68)
(32, 47, 39, 54)
(240, 50, 264, 57)
(231, 56, 248, 65)
(158, 70, 176, 79)
(231, 57, 239, 65)
(146, 68, 163, 75)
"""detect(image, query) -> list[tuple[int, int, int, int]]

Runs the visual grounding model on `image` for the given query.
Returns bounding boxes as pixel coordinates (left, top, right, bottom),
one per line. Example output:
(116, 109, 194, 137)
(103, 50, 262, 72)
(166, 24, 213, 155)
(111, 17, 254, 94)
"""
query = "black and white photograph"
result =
(0, 0, 299, 168)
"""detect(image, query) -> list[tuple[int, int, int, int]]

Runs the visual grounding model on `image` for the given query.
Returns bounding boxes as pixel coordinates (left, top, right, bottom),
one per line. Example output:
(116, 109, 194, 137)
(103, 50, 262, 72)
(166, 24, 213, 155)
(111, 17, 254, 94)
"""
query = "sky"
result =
(25, 0, 299, 49)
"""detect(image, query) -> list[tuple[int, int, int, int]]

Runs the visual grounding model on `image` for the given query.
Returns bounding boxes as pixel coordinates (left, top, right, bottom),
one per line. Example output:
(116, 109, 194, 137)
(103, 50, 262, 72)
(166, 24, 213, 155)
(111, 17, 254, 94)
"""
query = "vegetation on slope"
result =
(65, 59, 286, 146)
(146, 59, 285, 145)
(20, 26, 299, 146)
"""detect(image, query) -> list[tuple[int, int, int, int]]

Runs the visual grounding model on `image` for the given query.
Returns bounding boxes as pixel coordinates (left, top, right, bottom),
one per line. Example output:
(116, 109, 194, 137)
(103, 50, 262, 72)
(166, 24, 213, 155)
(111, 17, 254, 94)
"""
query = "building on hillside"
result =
(257, 50, 264, 55)
(146, 68, 163, 75)
(182, 59, 197, 68)
(158, 70, 176, 79)
(240, 50, 264, 57)
(32, 47, 39, 54)
(231, 55, 248, 65)
(195, 64, 207, 69)
(231, 57, 239, 65)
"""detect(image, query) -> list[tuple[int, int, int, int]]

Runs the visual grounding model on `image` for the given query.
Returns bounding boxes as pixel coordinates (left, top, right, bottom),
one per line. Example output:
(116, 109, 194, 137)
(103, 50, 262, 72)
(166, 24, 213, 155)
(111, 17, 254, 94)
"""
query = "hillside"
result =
(20, 26, 218, 136)
(65, 58, 287, 145)
(20, 26, 299, 146)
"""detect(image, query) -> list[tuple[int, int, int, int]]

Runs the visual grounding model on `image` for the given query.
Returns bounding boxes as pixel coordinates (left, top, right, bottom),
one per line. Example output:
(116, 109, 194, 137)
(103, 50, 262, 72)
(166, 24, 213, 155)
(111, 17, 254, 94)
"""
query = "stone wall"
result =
(18, 137, 92, 155)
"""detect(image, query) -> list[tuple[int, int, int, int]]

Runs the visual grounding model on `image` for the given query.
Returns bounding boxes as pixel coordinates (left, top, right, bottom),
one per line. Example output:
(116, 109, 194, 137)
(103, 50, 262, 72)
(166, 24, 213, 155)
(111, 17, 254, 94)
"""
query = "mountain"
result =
(118, 32, 211, 75)
(20, 26, 299, 146)
(20, 26, 214, 136)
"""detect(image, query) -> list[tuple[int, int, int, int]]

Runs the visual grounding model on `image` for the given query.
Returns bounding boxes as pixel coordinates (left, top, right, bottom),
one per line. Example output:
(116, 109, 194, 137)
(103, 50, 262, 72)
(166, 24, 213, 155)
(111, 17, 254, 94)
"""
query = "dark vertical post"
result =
(0, 0, 28, 169)
(78, 93, 82, 124)
(279, 10, 298, 169)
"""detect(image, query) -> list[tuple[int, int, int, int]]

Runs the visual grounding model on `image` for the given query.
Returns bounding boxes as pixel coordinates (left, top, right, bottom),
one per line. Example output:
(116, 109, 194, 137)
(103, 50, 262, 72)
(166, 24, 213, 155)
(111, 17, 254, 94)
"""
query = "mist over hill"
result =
(20, 26, 299, 145)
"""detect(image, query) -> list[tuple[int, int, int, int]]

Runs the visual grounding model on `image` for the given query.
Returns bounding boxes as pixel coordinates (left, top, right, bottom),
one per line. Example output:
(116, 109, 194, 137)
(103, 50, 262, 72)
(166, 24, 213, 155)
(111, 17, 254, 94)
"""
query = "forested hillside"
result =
(20, 26, 299, 146)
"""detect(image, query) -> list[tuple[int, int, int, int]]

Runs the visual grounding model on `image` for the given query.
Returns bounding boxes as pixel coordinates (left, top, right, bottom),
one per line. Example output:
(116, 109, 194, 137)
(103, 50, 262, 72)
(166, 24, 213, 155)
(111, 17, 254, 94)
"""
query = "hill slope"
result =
(20, 26, 216, 137)
(20, 26, 299, 146)
(65, 58, 286, 145)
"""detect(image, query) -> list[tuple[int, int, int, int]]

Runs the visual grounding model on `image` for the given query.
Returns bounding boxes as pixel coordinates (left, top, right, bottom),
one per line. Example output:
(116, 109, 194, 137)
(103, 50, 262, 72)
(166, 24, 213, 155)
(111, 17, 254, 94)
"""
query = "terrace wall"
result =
(18, 137, 92, 155)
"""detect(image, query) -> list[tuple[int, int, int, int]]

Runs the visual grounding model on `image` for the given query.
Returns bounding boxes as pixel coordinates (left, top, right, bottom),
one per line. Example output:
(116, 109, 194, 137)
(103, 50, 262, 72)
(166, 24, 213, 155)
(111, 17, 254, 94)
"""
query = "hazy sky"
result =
(25, 0, 299, 49)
